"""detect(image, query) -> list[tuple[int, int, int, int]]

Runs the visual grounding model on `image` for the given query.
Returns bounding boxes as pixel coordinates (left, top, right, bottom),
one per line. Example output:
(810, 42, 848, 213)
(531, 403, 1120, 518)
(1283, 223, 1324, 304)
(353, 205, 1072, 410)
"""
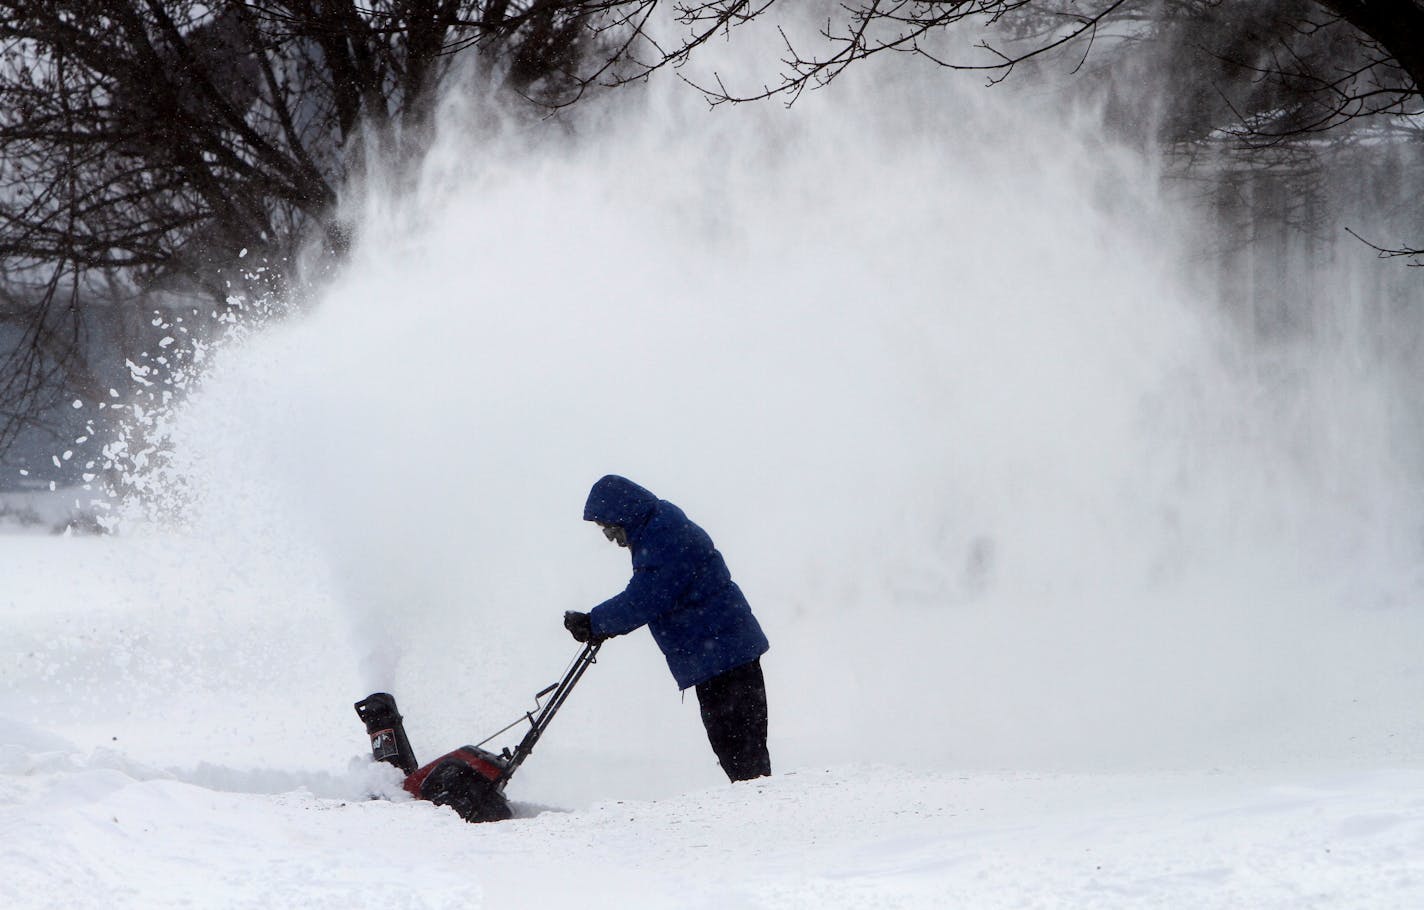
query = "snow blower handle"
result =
(495, 640, 602, 785)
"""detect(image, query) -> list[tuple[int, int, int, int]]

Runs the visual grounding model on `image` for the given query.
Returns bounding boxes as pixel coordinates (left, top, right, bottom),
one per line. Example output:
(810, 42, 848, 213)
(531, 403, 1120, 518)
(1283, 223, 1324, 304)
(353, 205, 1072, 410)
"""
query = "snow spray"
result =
(113, 26, 1424, 787)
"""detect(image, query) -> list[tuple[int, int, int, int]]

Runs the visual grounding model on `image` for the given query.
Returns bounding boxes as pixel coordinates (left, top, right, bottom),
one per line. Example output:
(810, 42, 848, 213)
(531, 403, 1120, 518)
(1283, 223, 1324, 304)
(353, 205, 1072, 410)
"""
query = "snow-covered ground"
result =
(4, 708, 1422, 909)
(6, 41, 1424, 910)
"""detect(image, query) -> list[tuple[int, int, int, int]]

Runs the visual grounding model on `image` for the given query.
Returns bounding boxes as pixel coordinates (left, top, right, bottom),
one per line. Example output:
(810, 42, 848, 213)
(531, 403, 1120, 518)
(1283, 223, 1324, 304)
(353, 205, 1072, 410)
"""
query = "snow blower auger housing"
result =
(355, 641, 601, 823)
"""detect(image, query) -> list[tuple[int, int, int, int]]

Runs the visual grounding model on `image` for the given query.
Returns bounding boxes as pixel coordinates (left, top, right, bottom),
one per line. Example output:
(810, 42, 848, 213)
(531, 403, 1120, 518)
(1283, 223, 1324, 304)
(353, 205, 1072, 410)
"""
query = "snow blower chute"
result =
(355, 641, 601, 823)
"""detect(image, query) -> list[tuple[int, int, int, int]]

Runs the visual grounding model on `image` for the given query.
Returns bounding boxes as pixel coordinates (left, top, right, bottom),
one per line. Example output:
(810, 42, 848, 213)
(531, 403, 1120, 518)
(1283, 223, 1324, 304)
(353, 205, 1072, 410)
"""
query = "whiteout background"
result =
(2, 35, 1422, 909)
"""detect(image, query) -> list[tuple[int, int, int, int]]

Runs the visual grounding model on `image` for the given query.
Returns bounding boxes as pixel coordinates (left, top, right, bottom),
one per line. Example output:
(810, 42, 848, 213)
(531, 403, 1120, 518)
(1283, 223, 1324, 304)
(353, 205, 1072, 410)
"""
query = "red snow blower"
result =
(354, 641, 601, 823)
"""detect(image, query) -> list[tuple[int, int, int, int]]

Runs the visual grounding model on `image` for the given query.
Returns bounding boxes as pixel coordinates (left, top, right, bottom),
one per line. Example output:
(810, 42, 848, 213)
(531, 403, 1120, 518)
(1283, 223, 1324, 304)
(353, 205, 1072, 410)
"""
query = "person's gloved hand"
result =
(563, 611, 594, 643)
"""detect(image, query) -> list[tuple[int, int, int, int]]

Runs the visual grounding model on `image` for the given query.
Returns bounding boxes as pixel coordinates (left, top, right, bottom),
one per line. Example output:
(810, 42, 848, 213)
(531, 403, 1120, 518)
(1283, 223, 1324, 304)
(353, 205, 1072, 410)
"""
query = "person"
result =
(564, 474, 771, 782)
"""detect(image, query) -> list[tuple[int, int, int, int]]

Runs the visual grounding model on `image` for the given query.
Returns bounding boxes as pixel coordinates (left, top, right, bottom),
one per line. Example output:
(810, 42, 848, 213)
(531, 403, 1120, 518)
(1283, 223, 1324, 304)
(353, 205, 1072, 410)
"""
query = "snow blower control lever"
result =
(354, 641, 602, 824)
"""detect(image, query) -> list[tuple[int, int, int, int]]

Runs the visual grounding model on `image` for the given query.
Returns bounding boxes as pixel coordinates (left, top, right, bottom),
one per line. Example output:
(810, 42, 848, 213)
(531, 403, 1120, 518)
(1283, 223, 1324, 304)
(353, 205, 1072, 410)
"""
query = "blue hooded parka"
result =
(584, 475, 769, 690)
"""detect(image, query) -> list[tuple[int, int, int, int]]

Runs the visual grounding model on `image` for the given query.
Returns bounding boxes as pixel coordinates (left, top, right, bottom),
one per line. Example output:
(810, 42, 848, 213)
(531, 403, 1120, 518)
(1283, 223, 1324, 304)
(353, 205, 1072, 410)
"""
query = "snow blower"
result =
(355, 640, 601, 823)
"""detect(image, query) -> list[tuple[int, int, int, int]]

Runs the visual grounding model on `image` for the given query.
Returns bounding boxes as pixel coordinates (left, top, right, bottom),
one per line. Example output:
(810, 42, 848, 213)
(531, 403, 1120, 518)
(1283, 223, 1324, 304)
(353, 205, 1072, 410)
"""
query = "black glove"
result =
(563, 611, 594, 643)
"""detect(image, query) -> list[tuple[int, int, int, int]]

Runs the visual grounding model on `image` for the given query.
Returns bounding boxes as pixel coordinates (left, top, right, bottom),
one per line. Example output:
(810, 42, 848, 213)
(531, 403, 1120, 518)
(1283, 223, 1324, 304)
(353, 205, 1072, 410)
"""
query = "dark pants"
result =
(694, 658, 771, 782)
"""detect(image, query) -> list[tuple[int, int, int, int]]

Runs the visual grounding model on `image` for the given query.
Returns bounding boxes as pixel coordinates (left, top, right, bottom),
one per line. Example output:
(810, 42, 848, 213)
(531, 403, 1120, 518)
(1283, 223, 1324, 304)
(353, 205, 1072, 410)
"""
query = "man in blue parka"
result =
(563, 475, 771, 781)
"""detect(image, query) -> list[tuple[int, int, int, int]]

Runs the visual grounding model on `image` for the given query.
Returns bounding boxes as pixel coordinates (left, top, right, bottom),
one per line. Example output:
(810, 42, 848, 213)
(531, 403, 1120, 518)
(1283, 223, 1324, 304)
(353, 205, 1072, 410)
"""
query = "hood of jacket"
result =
(583, 475, 659, 530)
